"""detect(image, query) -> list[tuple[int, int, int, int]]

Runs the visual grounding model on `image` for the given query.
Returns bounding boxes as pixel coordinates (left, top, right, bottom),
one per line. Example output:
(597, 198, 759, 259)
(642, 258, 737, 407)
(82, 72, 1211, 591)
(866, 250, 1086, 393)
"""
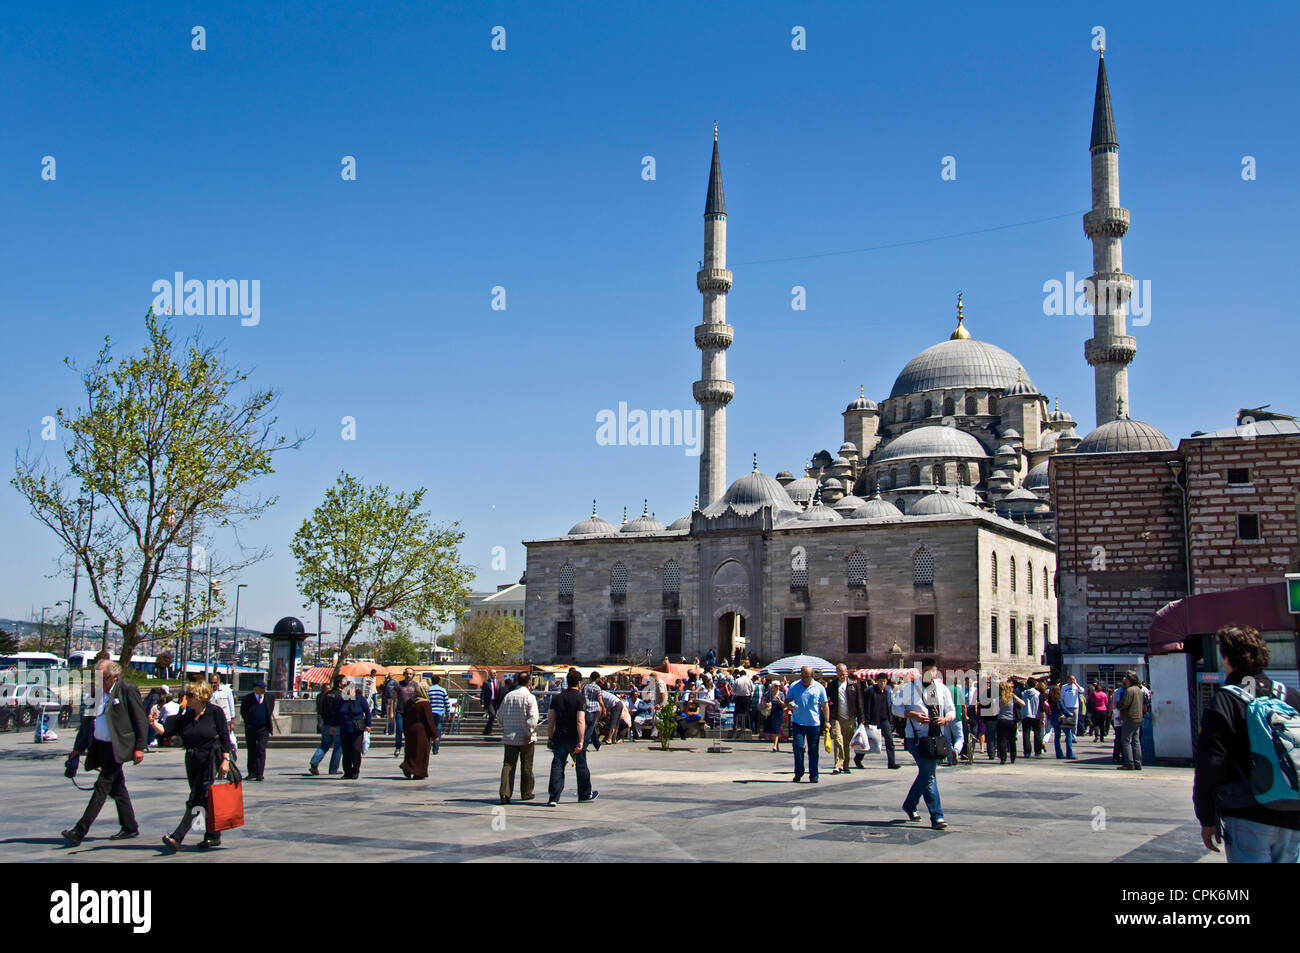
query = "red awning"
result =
(1149, 582, 1293, 655)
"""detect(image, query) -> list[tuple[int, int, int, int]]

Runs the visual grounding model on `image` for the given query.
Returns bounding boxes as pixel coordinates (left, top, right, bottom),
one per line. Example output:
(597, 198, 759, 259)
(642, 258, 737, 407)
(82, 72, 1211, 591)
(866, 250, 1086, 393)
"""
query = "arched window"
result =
(1027, 561, 1034, 596)
(1044, 566, 1049, 597)
(611, 562, 628, 596)
(923, 398, 934, 418)
(942, 396, 955, 417)
(966, 463, 978, 486)
(1010, 556, 1017, 593)
(934, 464, 946, 485)
(965, 395, 978, 416)
(895, 497, 907, 514)
(790, 564, 808, 590)
(988, 395, 999, 415)
(662, 559, 681, 594)
(559, 563, 575, 596)
(911, 403, 922, 421)
(909, 464, 921, 486)
(913, 548, 935, 586)
(991, 552, 998, 591)
(887, 405, 896, 424)
(847, 550, 868, 588)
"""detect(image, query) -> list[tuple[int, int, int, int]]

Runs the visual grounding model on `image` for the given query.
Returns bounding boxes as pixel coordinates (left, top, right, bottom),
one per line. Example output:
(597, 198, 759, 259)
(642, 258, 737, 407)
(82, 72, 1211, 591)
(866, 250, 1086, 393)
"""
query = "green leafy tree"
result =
(657, 692, 679, 750)
(378, 626, 421, 666)
(292, 472, 473, 681)
(453, 613, 523, 665)
(0, 629, 17, 654)
(12, 310, 297, 668)
(436, 634, 456, 649)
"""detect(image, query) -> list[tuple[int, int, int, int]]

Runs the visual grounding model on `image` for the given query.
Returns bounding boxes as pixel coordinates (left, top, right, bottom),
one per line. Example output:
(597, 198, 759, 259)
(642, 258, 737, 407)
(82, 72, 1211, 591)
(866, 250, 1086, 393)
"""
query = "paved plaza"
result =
(0, 729, 1219, 863)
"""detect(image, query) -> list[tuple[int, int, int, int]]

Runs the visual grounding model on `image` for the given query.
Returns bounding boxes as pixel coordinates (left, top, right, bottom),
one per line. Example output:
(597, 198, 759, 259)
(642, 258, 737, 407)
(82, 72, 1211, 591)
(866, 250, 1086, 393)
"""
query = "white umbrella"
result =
(758, 654, 837, 677)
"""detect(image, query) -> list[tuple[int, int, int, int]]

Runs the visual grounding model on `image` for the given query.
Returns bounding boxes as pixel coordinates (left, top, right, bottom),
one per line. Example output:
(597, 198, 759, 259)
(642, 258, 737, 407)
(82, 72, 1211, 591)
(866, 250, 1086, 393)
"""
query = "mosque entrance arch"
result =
(717, 610, 748, 663)
(711, 559, 750, 663)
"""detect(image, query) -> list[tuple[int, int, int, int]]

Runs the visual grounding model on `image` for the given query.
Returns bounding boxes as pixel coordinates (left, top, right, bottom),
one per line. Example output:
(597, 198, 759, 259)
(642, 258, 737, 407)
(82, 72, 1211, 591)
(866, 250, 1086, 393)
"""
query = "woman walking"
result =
(762, 678, 786, 751)
(399, 681, 438, 780)
(338, 681, 372, 780)
(151, 680, 234, 851)
(995, 680, 1024, 764)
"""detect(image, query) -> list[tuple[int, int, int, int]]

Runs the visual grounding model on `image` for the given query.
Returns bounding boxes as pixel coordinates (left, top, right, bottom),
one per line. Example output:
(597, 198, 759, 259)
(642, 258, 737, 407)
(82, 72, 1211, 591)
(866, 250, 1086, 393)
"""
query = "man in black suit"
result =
(240, 677, 275, 781)
(826, 663, 865, 775)
(63, 659, 148, 845)
(481, 669, 502, 735)
(858, 672, 900, 770)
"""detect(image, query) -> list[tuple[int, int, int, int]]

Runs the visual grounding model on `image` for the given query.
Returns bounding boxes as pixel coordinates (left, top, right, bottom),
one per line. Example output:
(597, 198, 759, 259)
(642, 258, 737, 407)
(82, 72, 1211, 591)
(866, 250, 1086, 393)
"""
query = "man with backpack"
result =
(1194, 624, 1300, 863)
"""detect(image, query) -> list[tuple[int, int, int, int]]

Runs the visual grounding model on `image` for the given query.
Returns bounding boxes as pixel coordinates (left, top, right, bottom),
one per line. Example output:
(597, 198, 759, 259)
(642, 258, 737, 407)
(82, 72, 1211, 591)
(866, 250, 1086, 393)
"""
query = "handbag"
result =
(914, 686, 950, 760)
(205, 750, 244, 832)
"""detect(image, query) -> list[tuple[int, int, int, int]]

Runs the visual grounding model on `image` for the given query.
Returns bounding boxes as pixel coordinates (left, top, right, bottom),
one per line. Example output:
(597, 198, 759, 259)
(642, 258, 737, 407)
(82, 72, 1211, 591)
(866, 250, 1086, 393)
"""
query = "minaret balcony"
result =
(1083, 207, 1130, 239)
(693, 379, 735, 406)
(1083, 272, 1133, 308)
(694, 323, 734, 350)
(1084, 335, 1137, 366)
(696, 268, 733, 293)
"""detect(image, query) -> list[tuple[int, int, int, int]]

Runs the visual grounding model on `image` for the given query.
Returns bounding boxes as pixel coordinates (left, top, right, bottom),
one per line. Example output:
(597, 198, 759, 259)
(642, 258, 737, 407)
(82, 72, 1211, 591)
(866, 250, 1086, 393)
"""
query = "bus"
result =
(67, 651, 162, 677)
(0, 652, 66, 682)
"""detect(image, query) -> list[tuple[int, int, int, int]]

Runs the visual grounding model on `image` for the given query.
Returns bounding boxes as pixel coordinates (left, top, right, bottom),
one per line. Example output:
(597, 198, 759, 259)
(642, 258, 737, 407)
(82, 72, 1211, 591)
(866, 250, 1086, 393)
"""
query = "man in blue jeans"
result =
(900, 658, 955, 830)
(784, 666, 829, 783)
(427, 675, 448, 755)
(546, 668, 597, 806)
(1057, 674, 1084, 759)
(393, 668, 416, 757)
(308, 676, 345, 775)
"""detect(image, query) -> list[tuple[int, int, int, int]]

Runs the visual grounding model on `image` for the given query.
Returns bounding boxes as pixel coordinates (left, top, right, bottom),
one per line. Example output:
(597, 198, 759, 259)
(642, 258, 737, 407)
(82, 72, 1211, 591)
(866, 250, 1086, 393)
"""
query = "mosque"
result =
(523, 53, 1171, 675)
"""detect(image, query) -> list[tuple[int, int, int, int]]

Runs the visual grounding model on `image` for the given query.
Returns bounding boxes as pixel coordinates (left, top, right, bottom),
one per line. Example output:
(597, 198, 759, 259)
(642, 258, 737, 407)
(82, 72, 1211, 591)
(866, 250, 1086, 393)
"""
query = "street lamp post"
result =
(40, 606, 55, 652)
(203, 577, 222, 679)
(233, 583, 247, 677)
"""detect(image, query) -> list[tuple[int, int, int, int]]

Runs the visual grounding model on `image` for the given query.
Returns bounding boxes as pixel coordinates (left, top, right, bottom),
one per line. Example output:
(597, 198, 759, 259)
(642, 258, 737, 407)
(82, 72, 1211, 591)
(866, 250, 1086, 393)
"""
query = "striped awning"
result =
(301, 666, 333, 686)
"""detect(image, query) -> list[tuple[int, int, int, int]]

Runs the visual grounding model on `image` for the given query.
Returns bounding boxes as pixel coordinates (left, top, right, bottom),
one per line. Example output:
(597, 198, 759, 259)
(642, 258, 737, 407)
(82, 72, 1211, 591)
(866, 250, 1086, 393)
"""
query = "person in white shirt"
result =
(899, 658, 955, 830)
(209, 674, 237, 750)
(1058, 674, 1085, 759)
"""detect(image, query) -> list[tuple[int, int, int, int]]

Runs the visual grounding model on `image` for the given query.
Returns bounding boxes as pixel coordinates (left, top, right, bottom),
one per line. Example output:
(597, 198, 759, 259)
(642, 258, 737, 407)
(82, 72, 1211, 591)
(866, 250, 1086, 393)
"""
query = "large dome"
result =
(703, 470, 800, 517)
(874, 425, 989, 463)
(890, 338, 1033, 399)
(1076, 418, 1174, 454)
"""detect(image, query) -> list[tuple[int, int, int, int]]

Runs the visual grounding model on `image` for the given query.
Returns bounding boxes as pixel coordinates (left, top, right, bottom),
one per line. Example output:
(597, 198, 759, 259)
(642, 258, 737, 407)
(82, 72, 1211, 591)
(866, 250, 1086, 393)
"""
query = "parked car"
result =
(0, 683, 74, 729)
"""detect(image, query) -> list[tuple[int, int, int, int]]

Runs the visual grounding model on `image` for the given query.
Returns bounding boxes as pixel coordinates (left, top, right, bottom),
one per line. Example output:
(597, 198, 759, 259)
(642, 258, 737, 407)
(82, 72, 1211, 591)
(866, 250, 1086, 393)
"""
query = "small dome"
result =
(774, 470, 795, 485)
(621, 502, 666, 534)
(839, 442, 859, 455)
(845, 390, 878, 412)
(850, 494, 905, 521)
(820, 477, 843, 491)
(994, 444, 1017, 457)
(811, 450, 834, 467)
(1002, 487, 1040, 503)
(568, 501, 619, 536)
(1039, 430, 1061, 451)
(1076, 417, 1174, 454)
(1000, 428, 1022, 441)
(910, 490, 982, 517)
(1025, 461, 1050, 489)
(785, 476, 819, 504)
(273, 617, 305, 637)
(1049, 398, 1075, 424)
(795, 500, 843, 523)
(875, 425, 989, 463)
(833, 493, 865, 513)
(667, 514, 692, 531)
(704, 469, 801, 517)
(1003, 367, 1037, 398)
(988, 468, 1013, 482)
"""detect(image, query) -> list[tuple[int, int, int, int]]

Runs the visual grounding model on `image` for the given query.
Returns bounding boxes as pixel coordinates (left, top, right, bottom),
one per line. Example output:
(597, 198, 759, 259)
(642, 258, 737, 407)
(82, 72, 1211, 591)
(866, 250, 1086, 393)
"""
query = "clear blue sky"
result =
(2, 1, 1296, 641)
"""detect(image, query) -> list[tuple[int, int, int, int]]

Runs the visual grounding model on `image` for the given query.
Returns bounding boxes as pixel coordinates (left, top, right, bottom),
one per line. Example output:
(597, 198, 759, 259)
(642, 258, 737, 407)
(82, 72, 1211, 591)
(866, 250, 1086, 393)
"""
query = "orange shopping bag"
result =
(205, 778, 244, 832)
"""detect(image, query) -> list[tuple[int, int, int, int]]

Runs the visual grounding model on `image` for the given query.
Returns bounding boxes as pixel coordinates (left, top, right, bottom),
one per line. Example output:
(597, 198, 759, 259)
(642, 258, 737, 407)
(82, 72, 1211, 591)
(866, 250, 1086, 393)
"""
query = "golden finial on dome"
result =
(950, 291, 971, 340)
(860, 385, 865, 399)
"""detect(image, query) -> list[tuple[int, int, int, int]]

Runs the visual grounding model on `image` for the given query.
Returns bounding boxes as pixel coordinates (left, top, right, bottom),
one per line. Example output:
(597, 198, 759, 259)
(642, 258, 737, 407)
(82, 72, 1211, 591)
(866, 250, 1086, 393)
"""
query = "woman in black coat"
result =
(337, 682, 372, 779)
(149, 679, 233, 851)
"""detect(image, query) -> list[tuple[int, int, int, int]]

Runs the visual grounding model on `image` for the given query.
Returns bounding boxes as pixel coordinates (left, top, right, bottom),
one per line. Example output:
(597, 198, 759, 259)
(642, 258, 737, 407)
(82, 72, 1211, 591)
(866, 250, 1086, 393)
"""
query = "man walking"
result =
(240, 677, 274, 781)
(1021, 679, 1042, 759)
(481, 669, 503, 735)
(1195, 624, 1300, 862)
(499, 673, 539, 804)
(1117, 672, 1144, 770)
(427, 675, 449, 754)
(209, 673, 237, 751)
(581, 670, 604, 752)
(732, 668, 754, 738)
(308, 676, 345, 775)
(856, 671, 899, 769)
(62, 660, 147, 845)
(1058, 674, 1084, 759)
(394, 667, 416, 756)
(783, 666, 829, 783)
(900, 659, 954, 830)
(382, 672, 397, 725)
(826, 663, 862, 775)
(547, 668, 596, 805)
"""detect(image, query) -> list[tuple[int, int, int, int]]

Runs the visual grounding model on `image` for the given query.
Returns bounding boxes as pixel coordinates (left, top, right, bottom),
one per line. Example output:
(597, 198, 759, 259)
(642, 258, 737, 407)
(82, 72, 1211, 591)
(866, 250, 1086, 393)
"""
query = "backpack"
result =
(1217, 677, 1300, 811)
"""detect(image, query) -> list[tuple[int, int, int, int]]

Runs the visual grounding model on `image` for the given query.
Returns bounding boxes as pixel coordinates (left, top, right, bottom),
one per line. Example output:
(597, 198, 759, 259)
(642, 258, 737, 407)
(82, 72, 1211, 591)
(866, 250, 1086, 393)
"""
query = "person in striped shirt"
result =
(426, 676, 449, 755)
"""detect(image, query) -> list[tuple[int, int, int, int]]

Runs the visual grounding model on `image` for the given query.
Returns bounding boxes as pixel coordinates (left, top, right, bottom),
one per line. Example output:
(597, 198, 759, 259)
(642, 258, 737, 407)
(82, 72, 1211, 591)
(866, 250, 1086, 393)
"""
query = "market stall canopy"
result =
(759, 655, 837, 677)
(1150, 582, 1292, 655)
(339, 662, 386, 677)
(852, 668, 920, 681)
(301, 666, 333, 686)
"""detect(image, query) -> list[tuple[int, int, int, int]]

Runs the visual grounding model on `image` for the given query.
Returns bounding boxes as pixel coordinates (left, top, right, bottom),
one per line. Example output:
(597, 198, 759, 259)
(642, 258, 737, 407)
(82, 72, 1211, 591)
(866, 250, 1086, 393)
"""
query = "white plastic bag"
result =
(851, 722, 870, 753)
(867, 725, 884, 753)
(362, 729, 371, 754)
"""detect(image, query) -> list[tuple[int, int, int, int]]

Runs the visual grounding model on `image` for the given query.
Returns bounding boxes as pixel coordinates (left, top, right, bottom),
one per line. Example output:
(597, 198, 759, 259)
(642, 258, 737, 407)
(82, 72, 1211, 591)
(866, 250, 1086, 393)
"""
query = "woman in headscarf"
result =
(337, 679, 372, 780)
(399, 680, 438, 780)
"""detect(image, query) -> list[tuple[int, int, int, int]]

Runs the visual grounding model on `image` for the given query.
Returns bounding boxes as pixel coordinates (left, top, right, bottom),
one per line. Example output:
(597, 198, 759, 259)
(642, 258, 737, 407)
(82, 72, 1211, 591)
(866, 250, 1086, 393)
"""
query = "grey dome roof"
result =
(568, 503, 619, 535)
(994, 444, 1017, 457)
(833, 493, 866, 513)
(1039, 430, 1061, 451)
(839, 442, 859, 455)
(890, 338, 1033, 399)
(910, 490, 982, 517)
(989, 468, 1013, 480)
(1050, 404, 1075, 424)
(1025, 461, 1050, 489)
(831, 456, 850, 468)
(1004, 377, 1038, 398)
(845, 395, 877, 412)
(820, 477, 843, 491)
(273, 617, 305, 636)
(1076, 418, 1174, 454)
(875, 425, 989, 463)
(784, 476, 819, 504)
(667, 514, 693, 531)
(850, 495, 905, 521)
(795, 501, 843, 523)
(1000, 428, 1022, 440)
(622, 513, 667, 534)
(704, 470, 800, 517)
(1002, 487, 1040, 503)
(774, 470, 795, 482)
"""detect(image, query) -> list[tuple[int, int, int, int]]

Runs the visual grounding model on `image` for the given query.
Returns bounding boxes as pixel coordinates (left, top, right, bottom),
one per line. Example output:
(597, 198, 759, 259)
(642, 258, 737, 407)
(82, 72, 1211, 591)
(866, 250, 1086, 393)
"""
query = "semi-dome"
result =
(1076, 417, 1174, 454)
(890, 338, 1033, 399)
(1039, 430, 1061, 451)
(703, 468, 801, 517)
(1025, 461, 1050, 490)
(621, 502, 666, 534)
(910, 490, 982, 517)
(874, 425, 989, 463)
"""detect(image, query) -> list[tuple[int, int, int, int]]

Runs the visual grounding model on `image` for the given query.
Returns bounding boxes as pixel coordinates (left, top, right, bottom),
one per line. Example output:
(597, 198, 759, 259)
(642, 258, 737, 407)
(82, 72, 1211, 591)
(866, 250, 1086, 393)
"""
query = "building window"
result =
(988, 395, 999, 415)
(846, 550, 868, 587)
(556, 621, 574, 657)
(895, 497, 907, 514)
(791, 563, 809, 590)
(909, 464, 921, 486)
(559, 563, 575, 597)
(934, 465, 946, 485)
(991, 616, 999, 654)
(662, 559, 681, 594)
(608, 620, 626, 656)
(1044, 621, 1050, 653)
(991, 552, 998, 591)
(942, 397, 955, 417)
(965, 395, 978, 416)
(923, 398, 934, 418)
(913, 548, 934, 586)
(1238, 514, 1261, 541)
(783, 618, 803, 655)
(1044, 566, 1049, 596)
(847, 616, 867, 654)
(1010, 618, 1018, 656)
(1010, 556, 1017, 593)
(914, 614, 936, 654)
(1227, 468, 1250, 485)
(663, 618, 683, 657)
(611, 562, 628, 596)
(1027, 622, 1035, 658)
(1027, 560, 1034, 596)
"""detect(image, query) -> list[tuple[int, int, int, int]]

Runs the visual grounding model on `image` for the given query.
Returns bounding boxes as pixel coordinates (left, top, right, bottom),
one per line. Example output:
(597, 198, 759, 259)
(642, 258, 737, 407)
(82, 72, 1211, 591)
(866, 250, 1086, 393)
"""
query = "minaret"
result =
(694, 123, 734, 507)
(1083, 48, 1136, 427)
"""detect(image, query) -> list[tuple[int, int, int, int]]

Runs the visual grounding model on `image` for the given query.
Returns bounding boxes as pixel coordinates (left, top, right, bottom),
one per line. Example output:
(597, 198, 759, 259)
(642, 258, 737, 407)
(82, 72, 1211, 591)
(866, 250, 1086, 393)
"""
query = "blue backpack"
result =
(1218, 677, 1300, 811)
